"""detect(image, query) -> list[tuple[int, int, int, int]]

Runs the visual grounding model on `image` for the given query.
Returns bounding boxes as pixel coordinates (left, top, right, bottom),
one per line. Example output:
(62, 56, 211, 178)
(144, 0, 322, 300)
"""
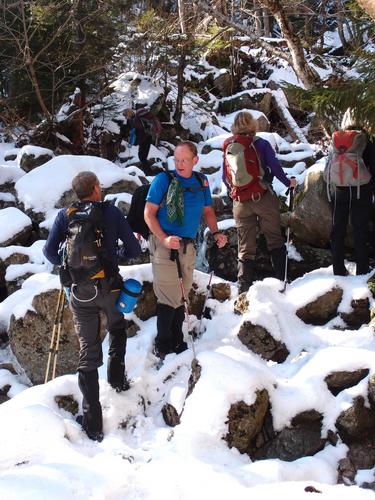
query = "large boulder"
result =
(325, 369, 370, 396)
(291, 169, 332, 248)
(287, 242, 332, 281)
(4, 148, 19, 161)
(18, 145, 54, 173)
(0, 208, 32, 247)
(212, 72, 233, 98)
(335, 396, 375, 444)
(347, 439, 375, 471)
(133, 281, 157, 321)
(206, 226, 238, 281)
(217, 89, 273, 116)
(9, 288, 106, 385)
(340, 298, 371, 329)
(238, 321, 289, 363)
(211, 282, 231, 302)
(296, 287, 343, 325)
(253, 410, 327, 462)
(0, 192, 17, 210)
(225, 389, 270, 454)
(0, 164, 25, 195)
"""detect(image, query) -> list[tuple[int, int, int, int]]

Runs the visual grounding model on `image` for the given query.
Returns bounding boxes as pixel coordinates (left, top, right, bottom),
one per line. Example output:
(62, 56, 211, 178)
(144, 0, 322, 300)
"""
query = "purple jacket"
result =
(222, 135, 291, 189)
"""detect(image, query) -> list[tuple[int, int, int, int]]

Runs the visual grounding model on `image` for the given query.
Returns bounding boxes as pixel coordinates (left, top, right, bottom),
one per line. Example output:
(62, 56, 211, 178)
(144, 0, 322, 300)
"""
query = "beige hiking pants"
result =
(149, 235, 196, 308)
(233, 190, 284, 260)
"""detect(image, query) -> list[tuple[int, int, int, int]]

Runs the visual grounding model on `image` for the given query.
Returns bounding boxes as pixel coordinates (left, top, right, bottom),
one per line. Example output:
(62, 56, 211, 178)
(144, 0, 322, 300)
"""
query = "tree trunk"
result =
(263, 8, 271, 37)
(177, 0, 186, 34)
(356, 0, 375, 21)
(272, 92, 308, 143)
(259, 0, 318, 89)
(173, 48, 186, 127)
(20, 2, 52, 122)
(173, 0, 187, 127)
(335, 0, 347, 49)
(254, 1, 263, 36)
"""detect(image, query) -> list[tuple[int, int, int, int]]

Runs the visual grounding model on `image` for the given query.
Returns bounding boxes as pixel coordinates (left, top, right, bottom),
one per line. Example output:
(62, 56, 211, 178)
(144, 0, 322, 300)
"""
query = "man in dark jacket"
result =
(43, 171, 141, 442)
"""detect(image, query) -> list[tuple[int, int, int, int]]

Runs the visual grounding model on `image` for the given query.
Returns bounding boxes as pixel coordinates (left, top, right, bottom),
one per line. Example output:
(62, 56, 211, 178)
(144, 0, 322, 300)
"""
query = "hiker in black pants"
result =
(328, 112, 375, 276)
(43, 171, 141, 441)
(124, 108, 161, 175)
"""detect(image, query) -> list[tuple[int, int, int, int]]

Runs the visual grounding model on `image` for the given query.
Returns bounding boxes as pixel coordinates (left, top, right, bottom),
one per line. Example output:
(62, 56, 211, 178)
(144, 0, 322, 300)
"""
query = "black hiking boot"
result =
(170, 305, 186, 354)
(76, 415, 104, 442)
(237, 259, 255, 294)
(78, 370, 103, 442)
(111, 374, 131, 393)
(155, 302, 175, 352)
(174, 341, 188, 354)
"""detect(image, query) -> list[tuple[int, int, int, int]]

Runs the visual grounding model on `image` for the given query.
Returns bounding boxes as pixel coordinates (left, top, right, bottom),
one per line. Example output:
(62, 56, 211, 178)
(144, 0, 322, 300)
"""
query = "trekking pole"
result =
(171, 249, 197, 359)
(195, 270, 213, 338)
(281, 178, 295, 293)
(44, 287, 65, 383)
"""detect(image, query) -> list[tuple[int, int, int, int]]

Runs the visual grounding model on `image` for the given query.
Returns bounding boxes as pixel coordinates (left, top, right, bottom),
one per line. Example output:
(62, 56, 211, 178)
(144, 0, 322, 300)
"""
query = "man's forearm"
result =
(203, 207, 219, 233)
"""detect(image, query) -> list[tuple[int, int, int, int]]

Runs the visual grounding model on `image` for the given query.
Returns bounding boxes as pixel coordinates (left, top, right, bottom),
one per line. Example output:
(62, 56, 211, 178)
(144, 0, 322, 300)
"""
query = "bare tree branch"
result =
(196, 0, 293, 63)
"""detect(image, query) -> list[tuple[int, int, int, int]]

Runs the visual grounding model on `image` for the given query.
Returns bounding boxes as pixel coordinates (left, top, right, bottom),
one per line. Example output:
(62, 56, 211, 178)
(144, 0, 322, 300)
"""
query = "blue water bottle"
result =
(116, 278, 142, 314)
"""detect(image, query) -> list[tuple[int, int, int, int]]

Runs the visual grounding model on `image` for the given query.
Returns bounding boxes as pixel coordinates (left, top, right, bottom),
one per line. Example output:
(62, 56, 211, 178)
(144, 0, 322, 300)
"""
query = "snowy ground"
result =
(0, 263, 374, 499)
(0, 100, 374, 498)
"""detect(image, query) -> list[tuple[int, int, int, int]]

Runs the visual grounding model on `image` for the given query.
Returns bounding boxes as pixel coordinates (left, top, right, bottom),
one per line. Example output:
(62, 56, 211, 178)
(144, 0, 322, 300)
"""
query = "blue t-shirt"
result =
(146, 171, 213, 238)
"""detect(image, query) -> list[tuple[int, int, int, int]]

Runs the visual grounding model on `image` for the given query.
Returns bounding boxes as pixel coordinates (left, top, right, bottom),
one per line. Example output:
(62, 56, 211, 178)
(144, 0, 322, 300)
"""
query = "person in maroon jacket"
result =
(223, 111, 296, 293)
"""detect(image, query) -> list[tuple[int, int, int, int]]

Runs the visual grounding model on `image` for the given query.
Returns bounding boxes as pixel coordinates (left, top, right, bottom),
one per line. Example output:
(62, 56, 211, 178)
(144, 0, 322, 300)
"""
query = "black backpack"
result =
(63, 201, 109, 285)
(126, 171, 205, 240)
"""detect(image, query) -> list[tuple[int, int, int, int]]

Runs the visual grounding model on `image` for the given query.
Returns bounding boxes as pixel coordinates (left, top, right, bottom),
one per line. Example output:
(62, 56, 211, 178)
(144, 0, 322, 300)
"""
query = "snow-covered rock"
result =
(0, 207, 32, 247)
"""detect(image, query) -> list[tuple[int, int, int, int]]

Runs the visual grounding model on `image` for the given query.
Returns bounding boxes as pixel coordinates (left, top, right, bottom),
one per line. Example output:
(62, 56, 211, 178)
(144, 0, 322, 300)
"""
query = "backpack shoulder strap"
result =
(193, 171, 205, 188)
(158, 170, 174, 205)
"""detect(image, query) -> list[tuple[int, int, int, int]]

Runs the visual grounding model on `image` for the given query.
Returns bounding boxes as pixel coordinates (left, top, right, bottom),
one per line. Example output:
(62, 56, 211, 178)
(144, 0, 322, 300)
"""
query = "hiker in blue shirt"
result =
(43, 171, 141, 442)
(144, 141, 227, 359)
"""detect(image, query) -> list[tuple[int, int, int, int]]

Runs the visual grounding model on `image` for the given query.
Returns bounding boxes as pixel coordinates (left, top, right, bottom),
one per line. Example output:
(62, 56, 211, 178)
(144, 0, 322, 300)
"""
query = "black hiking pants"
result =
(70, 275, 126, 432)
(330, 184, 372, 275)
(136, 130, 152, 166)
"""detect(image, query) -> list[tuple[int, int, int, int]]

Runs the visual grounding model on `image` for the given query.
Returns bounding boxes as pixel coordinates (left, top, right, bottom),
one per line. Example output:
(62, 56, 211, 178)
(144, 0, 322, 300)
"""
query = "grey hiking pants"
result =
(149, 234, 196, 308)
(233, 190, 284, 260)
(70, 276, 126, 372)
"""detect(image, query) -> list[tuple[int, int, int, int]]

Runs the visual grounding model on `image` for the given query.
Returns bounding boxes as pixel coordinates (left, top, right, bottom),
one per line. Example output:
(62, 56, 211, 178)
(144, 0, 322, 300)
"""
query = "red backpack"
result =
(324, 130, 370, 199)
(223, 135, 268, 201)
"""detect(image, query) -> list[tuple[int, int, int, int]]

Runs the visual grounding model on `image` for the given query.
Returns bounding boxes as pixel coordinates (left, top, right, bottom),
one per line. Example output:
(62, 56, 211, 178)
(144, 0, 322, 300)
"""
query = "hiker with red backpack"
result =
(324, 111, 375, 276)
(43, 171, 141, 441)
(222, 111, 297, 294)
(124, 107, 161, 175)
(144, 141, 227, 360)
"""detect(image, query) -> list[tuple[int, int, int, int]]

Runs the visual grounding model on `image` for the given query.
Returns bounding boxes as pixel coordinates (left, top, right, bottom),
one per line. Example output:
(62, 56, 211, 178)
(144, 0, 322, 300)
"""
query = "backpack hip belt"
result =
(232, 188, 265, 202)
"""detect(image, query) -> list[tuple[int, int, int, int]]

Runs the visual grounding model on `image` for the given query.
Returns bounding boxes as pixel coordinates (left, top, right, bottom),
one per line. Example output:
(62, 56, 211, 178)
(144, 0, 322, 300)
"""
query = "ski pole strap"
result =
(207, 270, 213, 290)
(285, 176, 295, 212)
